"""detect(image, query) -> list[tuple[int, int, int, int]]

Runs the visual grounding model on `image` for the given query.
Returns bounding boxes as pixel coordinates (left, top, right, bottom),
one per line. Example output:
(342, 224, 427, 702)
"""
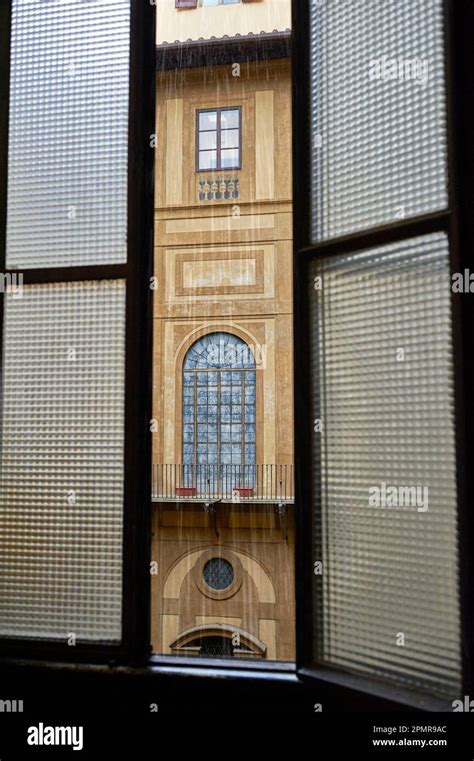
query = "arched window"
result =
(182, 332, 256, 470)
(198, 636, 234, 658)
(169, 624, 267, 659)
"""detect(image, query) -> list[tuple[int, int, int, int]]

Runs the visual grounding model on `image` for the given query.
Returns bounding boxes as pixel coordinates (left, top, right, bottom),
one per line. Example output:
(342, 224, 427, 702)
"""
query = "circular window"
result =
(203, 558, 234, 591)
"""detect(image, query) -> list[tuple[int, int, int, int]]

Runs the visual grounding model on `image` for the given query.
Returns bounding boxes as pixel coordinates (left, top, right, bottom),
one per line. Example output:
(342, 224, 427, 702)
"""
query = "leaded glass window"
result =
(198, 636, 234, 657)
(182, 333, 256, 469)
(203, 558, 235, 590)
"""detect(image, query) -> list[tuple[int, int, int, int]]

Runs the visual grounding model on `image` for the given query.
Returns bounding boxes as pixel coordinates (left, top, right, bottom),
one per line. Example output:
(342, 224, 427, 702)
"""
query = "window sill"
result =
(0, 654, 452, 711)
(297, 666, 453, 713)
(148, 653, 297, 681)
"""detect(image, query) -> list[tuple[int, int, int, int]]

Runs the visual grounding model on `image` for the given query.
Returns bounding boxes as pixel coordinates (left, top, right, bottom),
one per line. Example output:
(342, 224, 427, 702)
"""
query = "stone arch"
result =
(169, 623, 267, 657)
(175, 323, 263, 370)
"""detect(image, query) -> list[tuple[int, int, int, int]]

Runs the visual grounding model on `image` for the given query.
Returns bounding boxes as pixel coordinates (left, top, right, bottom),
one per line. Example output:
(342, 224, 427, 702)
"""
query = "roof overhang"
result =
(156, 30, 291, 71)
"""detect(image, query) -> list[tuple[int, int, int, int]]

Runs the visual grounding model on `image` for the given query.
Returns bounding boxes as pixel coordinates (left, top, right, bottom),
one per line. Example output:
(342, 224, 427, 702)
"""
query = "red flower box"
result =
(233, 487, 254, 498)
(175, 486, 196, 497)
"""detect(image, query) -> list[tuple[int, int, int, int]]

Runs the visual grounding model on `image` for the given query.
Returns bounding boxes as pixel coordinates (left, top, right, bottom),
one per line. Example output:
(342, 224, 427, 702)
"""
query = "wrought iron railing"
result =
(151, 464, 294, 502)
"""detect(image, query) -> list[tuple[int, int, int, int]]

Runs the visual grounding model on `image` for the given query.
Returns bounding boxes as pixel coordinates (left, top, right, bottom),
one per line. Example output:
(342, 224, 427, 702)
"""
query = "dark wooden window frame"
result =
(292, 0, 474, 710)
(0, 0, 472, 715)
(196, 106, 242, 172)
(0, 0, 156, 666)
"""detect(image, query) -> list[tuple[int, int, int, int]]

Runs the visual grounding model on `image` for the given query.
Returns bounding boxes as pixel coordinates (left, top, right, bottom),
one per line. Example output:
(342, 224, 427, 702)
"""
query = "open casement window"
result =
(293, 0, 474, 708)
(0, 0, 473, 717)
(0, 0, 155, 662)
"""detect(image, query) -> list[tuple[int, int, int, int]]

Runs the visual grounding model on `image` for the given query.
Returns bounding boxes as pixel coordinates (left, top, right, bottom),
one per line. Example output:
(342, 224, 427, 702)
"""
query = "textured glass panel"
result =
(245, 406, 255, 423)
(310, 0, 447, 240)
(309, 233, 460, 697)
(208, 406, 217, 423)
(245, 445, 255, 460)
(0, 280, 125, 641)
(183, 404, 194, 420)
(245, 424, 255, 442)
(231, 425, 242, 441)
(198, 428, 208, 443)
(245, 386, 256, 403)
(231, 445, 241, 460)
(232, 388, 242, 404)
(183, 426, 194, 443)
(6, 0, 130, 268)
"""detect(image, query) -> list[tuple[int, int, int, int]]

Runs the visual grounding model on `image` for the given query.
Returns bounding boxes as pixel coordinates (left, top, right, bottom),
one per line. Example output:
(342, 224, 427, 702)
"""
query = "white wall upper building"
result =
(156, 0, 291, 45)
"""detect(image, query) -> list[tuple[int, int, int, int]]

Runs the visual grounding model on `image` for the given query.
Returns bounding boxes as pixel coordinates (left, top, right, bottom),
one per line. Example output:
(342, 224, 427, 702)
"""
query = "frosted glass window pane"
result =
(6, 0, 130, 268)
(0, 281, 125, 641)
(310, 233, 460, 697)
(311, 0, 447, 240)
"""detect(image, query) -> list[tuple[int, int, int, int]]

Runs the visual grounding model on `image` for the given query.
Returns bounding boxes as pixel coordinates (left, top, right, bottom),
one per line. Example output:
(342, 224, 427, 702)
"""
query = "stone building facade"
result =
(151, 0, 294, 661)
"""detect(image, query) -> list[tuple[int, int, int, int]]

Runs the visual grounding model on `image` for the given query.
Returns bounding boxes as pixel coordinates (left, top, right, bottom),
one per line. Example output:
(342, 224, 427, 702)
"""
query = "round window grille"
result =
(203, 558, 234, 590)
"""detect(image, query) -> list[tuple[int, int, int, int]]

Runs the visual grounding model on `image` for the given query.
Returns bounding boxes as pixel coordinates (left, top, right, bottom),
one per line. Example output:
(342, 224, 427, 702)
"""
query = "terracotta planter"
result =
(175, 486, 196, 497)
(233, 487, 254, 498)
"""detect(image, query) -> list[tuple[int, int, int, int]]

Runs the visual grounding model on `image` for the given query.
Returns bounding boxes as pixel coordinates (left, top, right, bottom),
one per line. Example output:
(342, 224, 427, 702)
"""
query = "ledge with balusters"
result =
(152, 463, 294, 504)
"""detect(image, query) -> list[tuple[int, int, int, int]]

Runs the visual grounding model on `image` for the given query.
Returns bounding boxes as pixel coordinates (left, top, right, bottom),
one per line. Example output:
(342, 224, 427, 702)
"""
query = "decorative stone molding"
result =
(193, 547, 244, 601)
(197, 177, 239, 202)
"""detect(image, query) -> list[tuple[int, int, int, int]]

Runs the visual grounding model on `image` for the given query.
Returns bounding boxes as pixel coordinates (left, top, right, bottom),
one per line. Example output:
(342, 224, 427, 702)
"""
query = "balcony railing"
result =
(152, 464, 294, 503)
